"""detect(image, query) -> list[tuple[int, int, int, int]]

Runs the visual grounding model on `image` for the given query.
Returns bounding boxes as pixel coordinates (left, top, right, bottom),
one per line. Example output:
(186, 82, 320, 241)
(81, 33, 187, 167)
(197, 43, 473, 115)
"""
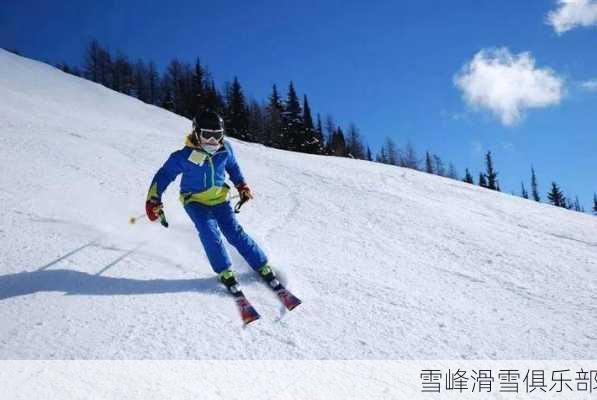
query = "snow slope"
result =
(1, 48, 596, 359)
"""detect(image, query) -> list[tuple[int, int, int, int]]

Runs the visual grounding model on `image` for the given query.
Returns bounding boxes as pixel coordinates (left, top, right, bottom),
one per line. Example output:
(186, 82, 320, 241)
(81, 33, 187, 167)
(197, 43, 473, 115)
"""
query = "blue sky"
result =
(1, 0, 596, 208)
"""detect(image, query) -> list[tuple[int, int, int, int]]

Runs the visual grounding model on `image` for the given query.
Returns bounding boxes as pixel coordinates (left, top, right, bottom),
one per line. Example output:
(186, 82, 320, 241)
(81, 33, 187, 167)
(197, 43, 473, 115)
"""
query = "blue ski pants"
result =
(184, 201, 268, 273)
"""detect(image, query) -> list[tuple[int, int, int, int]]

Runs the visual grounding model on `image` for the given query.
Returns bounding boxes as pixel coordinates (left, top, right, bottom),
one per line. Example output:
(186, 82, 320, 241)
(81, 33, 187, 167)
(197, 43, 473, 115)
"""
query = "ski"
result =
(233, 292, 261, 325)
(220, 267, 300, 324)
(220, 270, 260, 325)
(258, 265, 302, 311)
(273, 285, 302, 311)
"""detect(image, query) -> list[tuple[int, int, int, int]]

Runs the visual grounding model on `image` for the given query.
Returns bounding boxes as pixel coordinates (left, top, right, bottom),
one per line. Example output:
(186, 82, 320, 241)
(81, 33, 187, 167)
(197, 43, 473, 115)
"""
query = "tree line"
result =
(56, 41, 421, 161)
(372, 138, 595, 214)
(53, 41, 596, 216)
(462, 151, 593, 214)
(58, 40, 349, 155)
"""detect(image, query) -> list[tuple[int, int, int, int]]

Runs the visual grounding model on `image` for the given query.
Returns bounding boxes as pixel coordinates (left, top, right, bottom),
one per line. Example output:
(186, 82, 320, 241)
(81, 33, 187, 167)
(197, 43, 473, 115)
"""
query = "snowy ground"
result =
(1, 48, 596, 360)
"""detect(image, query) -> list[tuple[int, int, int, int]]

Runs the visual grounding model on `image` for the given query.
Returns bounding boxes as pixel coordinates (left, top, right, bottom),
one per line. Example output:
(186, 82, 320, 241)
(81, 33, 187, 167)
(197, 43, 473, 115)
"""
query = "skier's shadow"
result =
(0, 269, 260, 301)
(1, 238, 264, 301)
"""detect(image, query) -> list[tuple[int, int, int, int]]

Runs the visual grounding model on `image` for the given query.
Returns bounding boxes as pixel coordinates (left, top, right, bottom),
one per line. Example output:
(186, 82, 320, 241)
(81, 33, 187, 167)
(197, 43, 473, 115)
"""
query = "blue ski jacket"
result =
(147, 135, 245, 206)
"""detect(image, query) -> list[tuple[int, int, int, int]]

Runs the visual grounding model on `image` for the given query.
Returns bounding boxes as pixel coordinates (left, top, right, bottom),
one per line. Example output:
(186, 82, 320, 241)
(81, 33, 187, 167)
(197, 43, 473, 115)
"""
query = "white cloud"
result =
(454, 48, 564, 126)
(580, 79, 597, 91)
(547, 0, 597, 34)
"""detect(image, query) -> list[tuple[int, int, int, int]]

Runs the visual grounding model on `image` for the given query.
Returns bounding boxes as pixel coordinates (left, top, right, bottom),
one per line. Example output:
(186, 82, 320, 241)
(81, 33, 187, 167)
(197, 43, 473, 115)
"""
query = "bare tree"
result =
(383, 137, 399, 165)
(447, 163, 459, 179)
(400, 141, 419, 170)
(433, 154, 445, 176)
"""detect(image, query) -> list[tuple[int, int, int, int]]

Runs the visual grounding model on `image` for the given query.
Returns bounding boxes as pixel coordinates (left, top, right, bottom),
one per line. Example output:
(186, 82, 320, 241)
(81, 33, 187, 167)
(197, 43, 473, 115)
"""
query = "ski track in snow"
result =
(1, 48, 597, 359)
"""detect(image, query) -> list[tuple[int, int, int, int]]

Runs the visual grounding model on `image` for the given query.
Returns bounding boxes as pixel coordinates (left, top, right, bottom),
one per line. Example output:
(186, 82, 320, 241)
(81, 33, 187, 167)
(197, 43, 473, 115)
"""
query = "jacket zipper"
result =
(208, 157, 215, 187)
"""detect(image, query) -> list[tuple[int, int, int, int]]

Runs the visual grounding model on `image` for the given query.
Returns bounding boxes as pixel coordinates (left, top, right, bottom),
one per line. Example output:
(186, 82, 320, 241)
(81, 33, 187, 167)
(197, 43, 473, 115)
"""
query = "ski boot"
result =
(219, 269, 242, 297)
(219, 268, 260, 325)
(257, 264, 283, 290)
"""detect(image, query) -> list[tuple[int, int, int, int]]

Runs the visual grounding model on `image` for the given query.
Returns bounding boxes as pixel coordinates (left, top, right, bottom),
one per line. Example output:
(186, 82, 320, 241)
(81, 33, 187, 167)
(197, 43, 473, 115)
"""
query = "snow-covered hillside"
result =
(1, 48, 596, 359)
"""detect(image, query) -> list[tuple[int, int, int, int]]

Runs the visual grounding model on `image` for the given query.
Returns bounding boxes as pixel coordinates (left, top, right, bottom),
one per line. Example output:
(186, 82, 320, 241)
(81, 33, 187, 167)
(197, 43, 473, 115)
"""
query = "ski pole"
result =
(234, 196, 249, 214)
(228, 193, 244, 213)
(158, 209, 169, 228)
(129, 211, 167, 228)
(129, 213, 147, 225)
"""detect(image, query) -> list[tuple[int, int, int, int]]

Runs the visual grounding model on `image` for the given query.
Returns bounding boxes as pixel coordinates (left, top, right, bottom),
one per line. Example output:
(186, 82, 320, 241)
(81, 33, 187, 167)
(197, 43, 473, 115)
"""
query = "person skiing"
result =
(144, 110, 289, 308)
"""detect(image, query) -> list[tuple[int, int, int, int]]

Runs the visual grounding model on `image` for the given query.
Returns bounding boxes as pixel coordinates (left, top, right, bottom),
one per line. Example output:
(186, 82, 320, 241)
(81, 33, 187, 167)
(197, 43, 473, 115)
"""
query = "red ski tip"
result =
(235, 296, 261, 325)
(242, 314, 261, 325)
(276, 289, 302, 311)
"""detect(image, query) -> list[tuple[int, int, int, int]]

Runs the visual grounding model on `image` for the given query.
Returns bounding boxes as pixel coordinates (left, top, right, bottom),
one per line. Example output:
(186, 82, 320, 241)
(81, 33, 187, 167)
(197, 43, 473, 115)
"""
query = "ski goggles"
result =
(198, 128, 224, 141)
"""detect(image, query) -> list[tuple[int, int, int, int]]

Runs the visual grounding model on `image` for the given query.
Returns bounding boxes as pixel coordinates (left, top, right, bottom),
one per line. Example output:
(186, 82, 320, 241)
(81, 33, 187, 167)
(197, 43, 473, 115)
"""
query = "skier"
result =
(146, 110, 272, 291)
(145, 111, 299, 321)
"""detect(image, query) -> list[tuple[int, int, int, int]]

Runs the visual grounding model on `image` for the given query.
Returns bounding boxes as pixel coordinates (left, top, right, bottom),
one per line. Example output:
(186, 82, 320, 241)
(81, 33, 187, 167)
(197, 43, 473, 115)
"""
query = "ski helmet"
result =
(193, 110, 225, 142)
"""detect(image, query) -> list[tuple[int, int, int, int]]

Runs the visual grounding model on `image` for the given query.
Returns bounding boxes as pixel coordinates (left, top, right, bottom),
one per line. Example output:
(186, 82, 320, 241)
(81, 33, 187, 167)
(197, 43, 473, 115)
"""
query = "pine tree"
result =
(366, 146, 373, 161)
(329, 128, 347, 156)
(180, 62, 195, 118)
(521, 182, 529, 199)
(485, 151, 498, 190)
(265, 84, 284, 148)
(281, 82, 304, 151)
(531, 167, 540, 202)
(204, 80, 225, 114)
(302, 95, 314, 132)
(315, 113, 325, 154)
(225, 77, 250, 140)
(463, 169, 474, 184)
(593, 193, 597, 215)
(147, 61, 160, 105)
(247, 100, 265, 142)
(302, 95, 318, 153)
(190, 58, 206, 115)
(323, 115, 336, 154)
(547, 182, 566, 208)
(133, 59, 149, 102)
(479, 173, 488, 188)
(425, 151, 434, 174)
(346, 123, 365, 159)
(316, 114, 323, 137)
(160, 82, 174, 111)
